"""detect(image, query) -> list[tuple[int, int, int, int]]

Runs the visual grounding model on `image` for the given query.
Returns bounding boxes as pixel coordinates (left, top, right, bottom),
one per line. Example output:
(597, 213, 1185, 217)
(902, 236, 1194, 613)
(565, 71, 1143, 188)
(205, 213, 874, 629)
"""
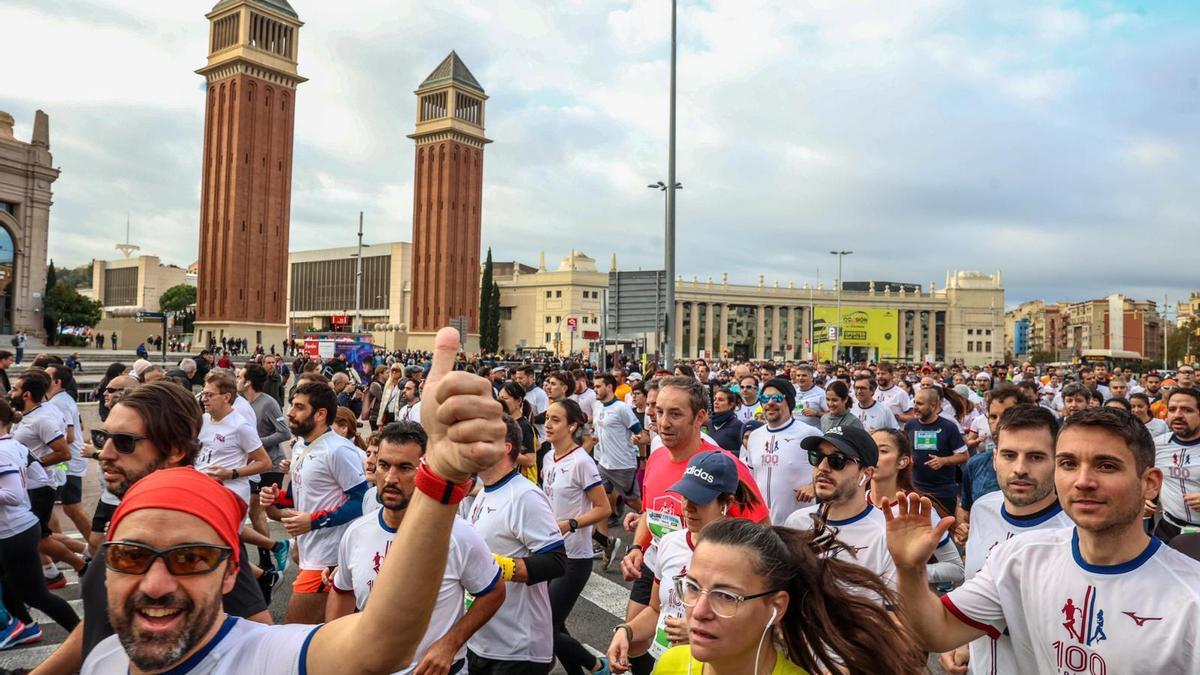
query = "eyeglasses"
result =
(758, 394, 786, 405)
(673, 575, 780, 618)
(807, 449, 857, 471)
(103, 386, 126, 395)
(102, 541, 232, 576)
(93, 430, 147, 454)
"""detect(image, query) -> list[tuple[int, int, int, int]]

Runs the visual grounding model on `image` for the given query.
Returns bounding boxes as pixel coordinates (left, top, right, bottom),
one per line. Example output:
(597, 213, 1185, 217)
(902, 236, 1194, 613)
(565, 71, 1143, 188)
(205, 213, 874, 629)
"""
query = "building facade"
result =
(407, 52, 489, 350)
(1177, 293, 1200, 327)
(493, 251, 608, 354)
(194, 0, 304, 350)
(0, 110, 57, 337)
(85, 255, 192, 350)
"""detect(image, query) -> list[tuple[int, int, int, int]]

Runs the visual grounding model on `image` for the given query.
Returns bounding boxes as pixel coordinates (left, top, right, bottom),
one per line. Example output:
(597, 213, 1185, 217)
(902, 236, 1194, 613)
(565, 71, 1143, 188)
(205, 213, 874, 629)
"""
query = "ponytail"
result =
(717, 479, 761, 514)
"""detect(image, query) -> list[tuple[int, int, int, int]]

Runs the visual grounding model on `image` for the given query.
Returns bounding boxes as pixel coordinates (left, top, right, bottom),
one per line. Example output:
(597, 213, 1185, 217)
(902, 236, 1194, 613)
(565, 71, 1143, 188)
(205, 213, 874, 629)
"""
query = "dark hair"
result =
(658, 375, 710, 415)
(698, 519, 925, 674)
(712, 386, 738, 409)
(825, 379, 850, 402)
(114, 381, 202, 465)
(995, 404, 1060, 445)
(1129, 392, 1151, 406)
(47, 362, 76, 393)
(1060, 406, 1155, 474)
(716, 479, 761, 512)
(551, 398, 587, 445)
(294, 380, 338, 427)
(500, 381, 534, 422)
(0, 398, 16, 427)
(871, 428, 917, 493)
(0, 350, 11, 361)
(517, 365, 535, 377)
(548, 370, 575, 396)
(852, 375, 876, 390)
(1104, 397, 1132, 412)
(17, 369, 50, 403)
(242, 362, 268, 393)
(942, 386, 971, 421)
(1061, 382, 1092, 402)
(501, 414, 523, 462)
(986, 383, 1027, 407)
(674, 363, 696, 379)
(1167, 387, 1200, 410)
(376, 420, 428, 455)
(596, 373, 618, 389)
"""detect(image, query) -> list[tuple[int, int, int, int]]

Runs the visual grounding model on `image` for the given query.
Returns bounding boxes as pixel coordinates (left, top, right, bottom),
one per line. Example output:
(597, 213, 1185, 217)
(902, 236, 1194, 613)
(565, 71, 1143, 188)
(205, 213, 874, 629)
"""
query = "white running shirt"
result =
(943, 528, 1200, 675)
(48, 391, 87, 477)
(332, 512, 500, 674)
(851, 400, 899, 432)
(541, 447, 604, 559)
(648, 529, 696, 658)
(1154, 432, 1200, 526)
(197, 412, 262, 504)
(963, 491, 1073, 675)
(785, 503, 897, 589)
(591, 398, 641, 470)
(290, 430, 368, 570)
(0, 435, 39, 538)
(875, 384, 912, 419)
(13, 405, 66, 491)
(744, 419, 822, 524)
(467, 471, 564, 663)
(793, 385, 827, 427)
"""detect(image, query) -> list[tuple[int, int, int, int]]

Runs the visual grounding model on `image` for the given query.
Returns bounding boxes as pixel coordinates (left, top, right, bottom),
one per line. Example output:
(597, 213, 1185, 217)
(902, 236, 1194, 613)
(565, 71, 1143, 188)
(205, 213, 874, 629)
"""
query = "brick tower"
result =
(407, 52, 490, 350)
(194, 0, 304, 351)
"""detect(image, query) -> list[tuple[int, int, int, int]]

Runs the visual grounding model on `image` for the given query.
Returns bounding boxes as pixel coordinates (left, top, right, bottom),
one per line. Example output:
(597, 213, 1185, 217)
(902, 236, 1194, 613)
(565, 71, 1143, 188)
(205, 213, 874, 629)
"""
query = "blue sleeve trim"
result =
(472, 568, 503, 597)
(0, 470, 17, 477)
(311, 481, 369, 530)
(46, 434, 64, 445)
(532, 540, 566, 554)
(629, 421, 644, 434)
(298, 624, 323, 675)
(583, 479, 604, 492)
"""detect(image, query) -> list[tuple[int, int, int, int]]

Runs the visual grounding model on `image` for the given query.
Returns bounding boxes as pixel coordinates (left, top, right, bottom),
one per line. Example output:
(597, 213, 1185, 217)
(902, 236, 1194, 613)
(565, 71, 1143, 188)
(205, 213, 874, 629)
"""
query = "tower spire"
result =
(116, 212, 140, 258)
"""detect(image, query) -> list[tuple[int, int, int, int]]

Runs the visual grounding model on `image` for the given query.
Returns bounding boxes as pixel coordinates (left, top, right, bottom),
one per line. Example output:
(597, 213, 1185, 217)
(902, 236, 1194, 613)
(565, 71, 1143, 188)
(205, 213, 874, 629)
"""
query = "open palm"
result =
(882, 492, 955, 570)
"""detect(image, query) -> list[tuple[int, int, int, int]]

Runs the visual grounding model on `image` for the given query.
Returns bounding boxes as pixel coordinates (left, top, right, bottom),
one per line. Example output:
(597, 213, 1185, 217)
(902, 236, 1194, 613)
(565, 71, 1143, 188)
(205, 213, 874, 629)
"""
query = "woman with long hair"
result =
(498, 381, 538, 479)
(375, 364, 405, 427)
(608, 451, 760, 671)
(333, 406, 367, 452)
(94, 362, 128, 422)
(644, 518, 926, 674)
(820, 381, 862, 432)
(543, 399, 613, 674)
(868, 429, 963, 587)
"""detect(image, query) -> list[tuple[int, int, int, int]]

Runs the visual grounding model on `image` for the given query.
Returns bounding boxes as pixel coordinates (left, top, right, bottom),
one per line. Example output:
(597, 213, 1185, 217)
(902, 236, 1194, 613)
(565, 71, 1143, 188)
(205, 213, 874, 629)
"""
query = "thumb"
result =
(932, 514, 956, 542)
(425, 327, 461, 389)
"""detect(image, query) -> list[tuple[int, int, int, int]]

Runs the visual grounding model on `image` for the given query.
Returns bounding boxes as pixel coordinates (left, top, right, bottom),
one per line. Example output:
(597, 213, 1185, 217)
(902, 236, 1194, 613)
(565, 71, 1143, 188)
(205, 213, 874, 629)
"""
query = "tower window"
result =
(420, 92, 448, 121)
(454, 93, 482, 125)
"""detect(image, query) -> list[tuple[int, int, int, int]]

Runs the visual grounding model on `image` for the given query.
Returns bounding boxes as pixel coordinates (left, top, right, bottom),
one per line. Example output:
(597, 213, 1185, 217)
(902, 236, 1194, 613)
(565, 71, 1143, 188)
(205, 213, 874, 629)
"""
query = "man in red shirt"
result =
(616, 375, 768, 674)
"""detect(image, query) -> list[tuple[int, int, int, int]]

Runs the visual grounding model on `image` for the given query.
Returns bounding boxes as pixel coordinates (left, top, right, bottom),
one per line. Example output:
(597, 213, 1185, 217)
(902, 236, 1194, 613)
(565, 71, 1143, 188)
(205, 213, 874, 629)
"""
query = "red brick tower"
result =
(194, 0, 304, 350)
(407, 52, 490, 349)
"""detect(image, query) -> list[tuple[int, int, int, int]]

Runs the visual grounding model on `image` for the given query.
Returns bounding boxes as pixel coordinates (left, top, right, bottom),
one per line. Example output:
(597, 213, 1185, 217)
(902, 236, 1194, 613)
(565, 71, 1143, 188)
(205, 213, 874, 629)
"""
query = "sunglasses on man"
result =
(103, 541, 232, 576)
(92, 429, 148, 454)
(758, 393, 786, 405)
(807, 448, 858, 471)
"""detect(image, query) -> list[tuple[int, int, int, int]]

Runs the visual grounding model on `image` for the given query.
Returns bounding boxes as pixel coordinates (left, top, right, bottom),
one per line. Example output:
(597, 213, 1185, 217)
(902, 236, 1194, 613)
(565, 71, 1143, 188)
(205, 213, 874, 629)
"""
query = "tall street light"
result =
(349, 211, 371, 334)
(650, 180, 682, 363)
(830, 250, 852, 361)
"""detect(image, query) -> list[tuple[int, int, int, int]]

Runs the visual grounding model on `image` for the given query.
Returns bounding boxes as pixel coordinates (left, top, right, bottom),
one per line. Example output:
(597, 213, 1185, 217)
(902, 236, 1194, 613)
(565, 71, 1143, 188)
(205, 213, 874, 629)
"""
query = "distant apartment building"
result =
(1008, 295, 1160, 363)
(1005, 301, 1067, 358)
(1177, 293, 1200, 327)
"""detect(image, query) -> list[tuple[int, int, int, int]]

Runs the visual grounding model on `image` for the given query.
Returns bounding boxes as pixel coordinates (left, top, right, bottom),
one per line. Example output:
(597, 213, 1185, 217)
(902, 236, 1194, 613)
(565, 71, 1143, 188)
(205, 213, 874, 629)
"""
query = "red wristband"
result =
(415, 462, 473, 505)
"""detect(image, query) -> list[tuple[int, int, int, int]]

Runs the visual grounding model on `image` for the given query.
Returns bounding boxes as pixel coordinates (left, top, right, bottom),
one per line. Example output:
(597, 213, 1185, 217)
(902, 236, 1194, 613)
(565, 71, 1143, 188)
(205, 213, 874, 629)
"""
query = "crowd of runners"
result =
(0, 331, 1198, 674)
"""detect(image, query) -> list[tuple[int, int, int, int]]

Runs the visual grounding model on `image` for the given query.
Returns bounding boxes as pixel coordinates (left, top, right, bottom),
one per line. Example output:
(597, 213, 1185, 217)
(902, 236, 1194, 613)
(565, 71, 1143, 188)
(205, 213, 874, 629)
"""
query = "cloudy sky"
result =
(3, 0, 1198, 307)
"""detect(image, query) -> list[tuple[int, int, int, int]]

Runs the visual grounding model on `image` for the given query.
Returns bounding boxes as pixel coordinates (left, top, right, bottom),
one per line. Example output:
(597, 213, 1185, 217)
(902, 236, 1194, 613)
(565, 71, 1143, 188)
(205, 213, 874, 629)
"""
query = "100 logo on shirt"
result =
(1052, 642, 1107, 675)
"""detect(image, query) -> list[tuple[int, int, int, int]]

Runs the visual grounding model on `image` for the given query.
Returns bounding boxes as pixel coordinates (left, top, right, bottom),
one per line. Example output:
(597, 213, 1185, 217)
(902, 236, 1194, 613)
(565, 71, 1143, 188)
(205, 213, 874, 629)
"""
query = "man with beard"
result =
(888, 407, 1200, 674)
(31, 382, 270, 675)
(329, 421, 505, 674)
(745, 378, 821, 524)
(1153, 387, 1200, 543)
(784, 425, 896, 588)
(78, 327, 507, 675)
(260, 381, 368, 624)
(1144, 372, 1163, 404)
(938, 405, 1072, 675)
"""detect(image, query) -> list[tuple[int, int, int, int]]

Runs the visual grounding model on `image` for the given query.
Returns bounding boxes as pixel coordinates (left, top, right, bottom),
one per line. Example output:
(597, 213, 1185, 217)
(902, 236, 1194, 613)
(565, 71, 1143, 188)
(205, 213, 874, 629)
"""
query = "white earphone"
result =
(768, 607, 778, 626)
(858, 474, 868, 487)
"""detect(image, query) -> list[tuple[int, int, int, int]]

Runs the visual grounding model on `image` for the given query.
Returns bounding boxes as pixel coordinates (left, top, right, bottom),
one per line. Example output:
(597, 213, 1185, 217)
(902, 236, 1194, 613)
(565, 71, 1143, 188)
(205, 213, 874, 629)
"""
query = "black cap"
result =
(763, 377, 796, 411)
(799, 424, 879, 468)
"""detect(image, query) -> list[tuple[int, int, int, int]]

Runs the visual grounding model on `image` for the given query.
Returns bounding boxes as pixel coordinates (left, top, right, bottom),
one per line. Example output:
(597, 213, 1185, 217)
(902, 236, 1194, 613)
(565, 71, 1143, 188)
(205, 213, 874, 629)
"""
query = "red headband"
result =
(107, 468, 246, 568)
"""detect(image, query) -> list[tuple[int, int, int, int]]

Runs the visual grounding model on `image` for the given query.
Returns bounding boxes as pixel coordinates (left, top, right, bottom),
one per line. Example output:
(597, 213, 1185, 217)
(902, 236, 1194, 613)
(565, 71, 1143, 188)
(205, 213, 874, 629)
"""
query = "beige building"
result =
(86, 255, 191, 350)
(0, 110, 57, 337)
(1004, 300, 1068, 359)
(1177, 293, 1200, 328)
(493, 250, 608, 354)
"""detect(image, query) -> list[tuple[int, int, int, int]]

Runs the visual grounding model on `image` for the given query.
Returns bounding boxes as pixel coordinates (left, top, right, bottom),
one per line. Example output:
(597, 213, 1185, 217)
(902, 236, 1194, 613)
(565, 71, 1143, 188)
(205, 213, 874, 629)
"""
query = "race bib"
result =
(914, 430, 939, 451)
(648, 510, 682, 540)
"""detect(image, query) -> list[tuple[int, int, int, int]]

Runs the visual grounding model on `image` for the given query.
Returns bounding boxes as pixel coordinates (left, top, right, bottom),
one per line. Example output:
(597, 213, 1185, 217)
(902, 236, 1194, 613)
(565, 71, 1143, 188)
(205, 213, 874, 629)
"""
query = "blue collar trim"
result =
(767, 418, 795, 433)
(157, 615, 238, 675)
(1071, 529, 1161, 575)
(827, 503, 874, 527)
(1170, 434, 1200, 447)
(377, 507, 398, 534)
(1000, 500, 1064, 528)
(484, 469, 521, 493)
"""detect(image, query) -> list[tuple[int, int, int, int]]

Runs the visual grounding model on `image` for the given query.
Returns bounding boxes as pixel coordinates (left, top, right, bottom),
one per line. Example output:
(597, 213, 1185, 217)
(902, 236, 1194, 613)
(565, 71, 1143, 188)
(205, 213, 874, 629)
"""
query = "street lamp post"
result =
(830, 250, 852, 362)
(350, 211, 371, 334)
(650, 180, 682, 363)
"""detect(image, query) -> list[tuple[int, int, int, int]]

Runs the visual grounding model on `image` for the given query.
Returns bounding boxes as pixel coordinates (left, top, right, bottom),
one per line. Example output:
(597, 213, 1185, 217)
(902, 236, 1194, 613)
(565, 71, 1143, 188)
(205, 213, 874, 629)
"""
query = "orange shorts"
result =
(292, 568, 330, 594)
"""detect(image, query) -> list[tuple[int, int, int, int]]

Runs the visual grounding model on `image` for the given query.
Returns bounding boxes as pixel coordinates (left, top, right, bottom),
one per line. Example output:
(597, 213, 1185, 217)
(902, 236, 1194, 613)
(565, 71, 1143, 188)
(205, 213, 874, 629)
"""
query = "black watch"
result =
(231, 469, 240, 480)
(568, 518, 579, 533)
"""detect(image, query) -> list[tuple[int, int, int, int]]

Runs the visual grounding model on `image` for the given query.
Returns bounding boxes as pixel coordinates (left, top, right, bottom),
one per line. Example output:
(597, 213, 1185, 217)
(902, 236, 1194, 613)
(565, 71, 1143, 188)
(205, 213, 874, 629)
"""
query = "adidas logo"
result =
(685, 465, 715, 484)
(827, 426, 844, 436)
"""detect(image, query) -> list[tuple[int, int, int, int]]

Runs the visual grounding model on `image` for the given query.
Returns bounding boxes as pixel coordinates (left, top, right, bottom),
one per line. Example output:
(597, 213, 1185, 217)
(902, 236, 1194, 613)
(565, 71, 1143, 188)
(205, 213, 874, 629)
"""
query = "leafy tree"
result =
(489, 280, 502, 353)
(159, 284, 197, 333)
(57, 264, 92, 289)
(44, 282, 101, 345)
(1029, 350, 1055, 365)
(479, 249, 495, 352)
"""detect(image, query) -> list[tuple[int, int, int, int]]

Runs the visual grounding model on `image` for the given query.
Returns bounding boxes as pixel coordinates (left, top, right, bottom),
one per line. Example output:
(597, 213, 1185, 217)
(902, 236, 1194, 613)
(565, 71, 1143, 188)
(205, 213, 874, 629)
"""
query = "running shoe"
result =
(603, 540, 624, 570)
(13, 623, 41, 645)
(45, 573, 67, 590)
(594, 657, 613, 675)
(257, 569, 279, 606)
(272, 540, 291, 575)
(592, 543, 604, 559)
(0, 617, 25, 651)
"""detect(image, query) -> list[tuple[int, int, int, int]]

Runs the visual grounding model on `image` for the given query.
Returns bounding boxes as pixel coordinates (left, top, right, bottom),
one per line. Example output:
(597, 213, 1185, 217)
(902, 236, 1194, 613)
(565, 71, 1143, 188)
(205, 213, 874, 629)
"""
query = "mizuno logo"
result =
(1122, 612, 1163, 626)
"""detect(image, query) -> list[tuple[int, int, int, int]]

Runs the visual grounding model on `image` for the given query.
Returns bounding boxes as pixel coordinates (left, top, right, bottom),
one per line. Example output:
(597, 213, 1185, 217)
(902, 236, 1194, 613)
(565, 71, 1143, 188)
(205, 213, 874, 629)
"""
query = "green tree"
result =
(57, 264, 92, 289)
(489, 280, 502, 353)
(1029, 350, 1055, 365)
(44, 282, 102, 345)
(42, 261, 58, 341)
(160, 283, 197, 334)
(479, 249, 495, 352)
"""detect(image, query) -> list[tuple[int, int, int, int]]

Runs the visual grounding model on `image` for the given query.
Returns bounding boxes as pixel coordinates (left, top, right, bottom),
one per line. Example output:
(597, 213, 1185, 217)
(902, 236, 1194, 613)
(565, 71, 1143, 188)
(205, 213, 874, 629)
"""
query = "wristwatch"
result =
(568, 518, 579, 533)
(628, 543, 644, 553)
(231, 469, 240, 480)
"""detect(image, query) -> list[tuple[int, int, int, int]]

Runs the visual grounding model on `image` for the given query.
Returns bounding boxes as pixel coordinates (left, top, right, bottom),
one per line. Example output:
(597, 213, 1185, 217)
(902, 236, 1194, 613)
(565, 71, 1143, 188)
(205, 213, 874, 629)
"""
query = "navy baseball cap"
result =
(668, 451, 738, 505)
(799, 425, 879, 468)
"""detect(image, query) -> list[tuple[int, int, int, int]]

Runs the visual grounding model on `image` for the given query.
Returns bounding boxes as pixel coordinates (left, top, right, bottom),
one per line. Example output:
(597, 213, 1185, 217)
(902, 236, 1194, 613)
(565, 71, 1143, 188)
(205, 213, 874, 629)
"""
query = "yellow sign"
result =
(811, 307, 898, 360)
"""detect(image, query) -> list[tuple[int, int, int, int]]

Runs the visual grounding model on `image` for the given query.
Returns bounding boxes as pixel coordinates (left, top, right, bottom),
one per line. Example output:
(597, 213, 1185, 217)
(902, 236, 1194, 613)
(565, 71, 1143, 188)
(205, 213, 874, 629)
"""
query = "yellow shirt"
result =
(652, 646, 808, 675)
(616, 383, 632, 402)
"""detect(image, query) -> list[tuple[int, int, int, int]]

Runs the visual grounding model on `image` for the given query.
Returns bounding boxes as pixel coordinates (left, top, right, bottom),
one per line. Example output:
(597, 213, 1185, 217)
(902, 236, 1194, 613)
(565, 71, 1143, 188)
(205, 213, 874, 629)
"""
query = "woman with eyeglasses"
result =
(0, 397, 80, 642)
(820, 380, 863, 432)
(608, 451, 760, 672)
(646, 518, 925, 674)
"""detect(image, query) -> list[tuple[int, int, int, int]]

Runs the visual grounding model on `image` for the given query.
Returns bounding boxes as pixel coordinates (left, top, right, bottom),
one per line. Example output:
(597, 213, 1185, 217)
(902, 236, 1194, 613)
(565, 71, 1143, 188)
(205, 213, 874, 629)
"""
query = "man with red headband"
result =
(81, 328, 507, 675)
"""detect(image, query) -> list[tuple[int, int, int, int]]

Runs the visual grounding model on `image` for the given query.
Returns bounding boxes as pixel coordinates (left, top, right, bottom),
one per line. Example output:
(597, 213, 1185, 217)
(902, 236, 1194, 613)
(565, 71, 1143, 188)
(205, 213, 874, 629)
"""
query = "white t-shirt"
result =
(197, 412, 262, 504)
(963, 491, 1073, 675)
(1155, 432, 1200, 526)
(793, 385, 827, 427)
(0, 435, 39, 538)
(648, 528, 696, 658)
(744, 419, 822, 525)
(943, 528, 1200, 675)
(591, 398, 641, 470)
(398, 401, 422, 423)
(233, 394, 256, 426)
(333, 512, 500, 674)
(13, 404, 66, 490)
(525, 385, 550, 438)
(47, 391, 87, 477)
(82, 616, 318, 675)
(362, 484, 381, 515)
(541, 447, 604, 559)
(734, 402, 760, 424)
(290, 431, 369, 570)
(851, 400, 899, 432)
(467, 471, 564, 663)
(570, 388, 598, 421)
(1144, 418, 1169, 438)
(874, 384, 912, 419)
(784, 503, 896, 589)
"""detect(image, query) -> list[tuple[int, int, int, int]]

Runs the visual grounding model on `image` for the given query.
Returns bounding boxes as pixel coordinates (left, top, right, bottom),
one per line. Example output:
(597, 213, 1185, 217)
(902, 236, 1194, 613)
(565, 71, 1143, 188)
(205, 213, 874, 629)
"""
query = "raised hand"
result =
(420, 328, 507, 483)
(882, 492, 954, 571)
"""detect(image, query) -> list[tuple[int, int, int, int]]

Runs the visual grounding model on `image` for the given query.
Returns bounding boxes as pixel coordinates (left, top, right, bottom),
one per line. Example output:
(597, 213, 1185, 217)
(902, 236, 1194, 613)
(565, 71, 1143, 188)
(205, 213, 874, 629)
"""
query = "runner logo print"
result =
(1053, 585, 1109, 675)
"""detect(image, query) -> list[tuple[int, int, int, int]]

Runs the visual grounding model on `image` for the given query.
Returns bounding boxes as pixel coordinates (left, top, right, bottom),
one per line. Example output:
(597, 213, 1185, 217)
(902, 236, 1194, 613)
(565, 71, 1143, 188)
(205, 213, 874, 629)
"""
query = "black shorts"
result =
(629, 561, 654, 605)
(252, 471, 285, 494)
(91, 501, 118, 536)
(57, 475, 83, 505)
(28, 486, 56, 538)
(467, 652, 550, 675)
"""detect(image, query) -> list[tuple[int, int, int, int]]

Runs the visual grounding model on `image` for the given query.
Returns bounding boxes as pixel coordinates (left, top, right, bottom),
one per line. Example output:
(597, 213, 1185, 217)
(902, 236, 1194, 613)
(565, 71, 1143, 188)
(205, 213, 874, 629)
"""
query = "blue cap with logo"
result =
(668, 451, 739, 505)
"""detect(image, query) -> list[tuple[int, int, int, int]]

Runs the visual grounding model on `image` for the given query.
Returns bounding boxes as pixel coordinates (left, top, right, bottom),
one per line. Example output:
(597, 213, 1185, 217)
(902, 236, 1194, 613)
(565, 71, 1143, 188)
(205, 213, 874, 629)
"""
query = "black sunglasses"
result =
(807, 448, 857, 471)
(93, 429, 147, 454)
(103, 541, 232, 576)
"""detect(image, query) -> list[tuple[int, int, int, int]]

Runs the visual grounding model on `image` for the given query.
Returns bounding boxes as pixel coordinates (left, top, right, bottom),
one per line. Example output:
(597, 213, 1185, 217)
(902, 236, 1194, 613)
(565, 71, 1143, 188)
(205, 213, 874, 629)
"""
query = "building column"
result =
(770, 306, 782, 361)
(925, 311, 937, 363)
(896, 309, 906, 362)
(703, 302, 715, 359)
(689, 302, 700, 359)
(718, 304, 730, 356)
(802, 306, 812, 359)
(674, 301, 684, 359)
(755, 305, 766, 359)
